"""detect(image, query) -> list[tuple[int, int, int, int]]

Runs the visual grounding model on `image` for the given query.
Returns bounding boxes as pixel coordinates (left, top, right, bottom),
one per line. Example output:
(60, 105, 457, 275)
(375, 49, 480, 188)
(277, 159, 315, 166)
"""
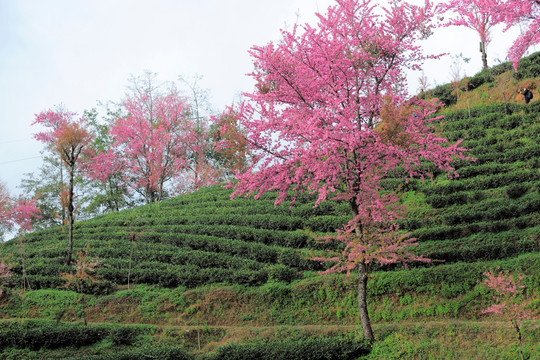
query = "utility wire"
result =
(0, 156, 41, 165)
(0, 138, 32, 145)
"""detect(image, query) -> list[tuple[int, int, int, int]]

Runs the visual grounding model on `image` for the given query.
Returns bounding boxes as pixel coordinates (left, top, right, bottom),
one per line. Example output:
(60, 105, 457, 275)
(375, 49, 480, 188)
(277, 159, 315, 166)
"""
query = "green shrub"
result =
(0, 322, 108, 350)
(304, 215, 349, 232)
(515, 51, 540, 79)
(421, 83, 457, 106)
(64, 346, 193, 360)
(267, 264, 299, 283)
(109, 326, 141, 346)
(506, 183, 530, 199)
(205, 336, 371, 360)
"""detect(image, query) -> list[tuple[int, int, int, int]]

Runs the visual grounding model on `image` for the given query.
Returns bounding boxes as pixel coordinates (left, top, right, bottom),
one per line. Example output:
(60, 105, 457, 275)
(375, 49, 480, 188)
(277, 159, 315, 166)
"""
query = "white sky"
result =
(0, 0, 531, 196)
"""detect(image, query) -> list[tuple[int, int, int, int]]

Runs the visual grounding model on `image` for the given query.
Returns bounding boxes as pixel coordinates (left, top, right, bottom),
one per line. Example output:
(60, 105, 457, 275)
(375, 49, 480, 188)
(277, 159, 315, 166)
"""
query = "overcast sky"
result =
(0, 0, 530, 196)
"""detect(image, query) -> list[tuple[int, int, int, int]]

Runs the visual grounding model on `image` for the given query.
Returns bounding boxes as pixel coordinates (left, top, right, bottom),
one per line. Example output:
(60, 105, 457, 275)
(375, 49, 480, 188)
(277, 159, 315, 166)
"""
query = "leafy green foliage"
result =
(203, 336, 371, 360)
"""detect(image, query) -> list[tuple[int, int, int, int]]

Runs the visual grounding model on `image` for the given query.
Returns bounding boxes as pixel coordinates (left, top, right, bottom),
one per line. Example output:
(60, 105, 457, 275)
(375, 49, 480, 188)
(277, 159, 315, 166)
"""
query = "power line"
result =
(0, 156, 41, 165)
(0, 138, 32, 145)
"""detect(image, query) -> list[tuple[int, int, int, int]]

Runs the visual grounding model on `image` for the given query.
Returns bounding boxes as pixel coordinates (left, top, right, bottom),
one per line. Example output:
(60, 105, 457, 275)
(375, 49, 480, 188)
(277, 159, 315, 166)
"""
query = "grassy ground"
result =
(0, 319, 537, 359)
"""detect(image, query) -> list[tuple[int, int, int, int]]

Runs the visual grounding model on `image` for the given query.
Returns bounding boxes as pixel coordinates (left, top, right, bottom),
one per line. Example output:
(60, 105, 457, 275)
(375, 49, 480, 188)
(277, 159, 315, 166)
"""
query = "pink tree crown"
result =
(482, 268, 537, 326)
(33, 109, 92, 150)
(443, 0, 505, 45)
(230, 0, 468, 274)
(0, 196, 41, 236)
(233, 0, 463, 205)
(498, 0, 540, 70)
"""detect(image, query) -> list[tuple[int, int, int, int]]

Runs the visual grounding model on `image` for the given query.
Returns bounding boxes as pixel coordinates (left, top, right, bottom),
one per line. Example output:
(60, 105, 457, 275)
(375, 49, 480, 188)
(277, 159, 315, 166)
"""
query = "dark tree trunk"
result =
(513, 320, 525, 360)
(480, 41, 488, 70)
(350, 199, 375, 342)
(358, 262, 374, 342)
(64, 166, 75, 265)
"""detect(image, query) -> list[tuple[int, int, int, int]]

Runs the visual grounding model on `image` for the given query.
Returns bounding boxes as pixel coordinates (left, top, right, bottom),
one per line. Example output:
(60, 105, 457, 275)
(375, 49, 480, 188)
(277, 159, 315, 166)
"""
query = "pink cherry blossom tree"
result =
(483, 269, 537, 360)
(85, 75, 201, 203)
(498, 0, 540, 70)
(0, 179, 41, 291)
(443, 0, 506, 70)
(33, 109, 92, 265)
(0, 181, 41, 237)
(229, 0, 467, 341)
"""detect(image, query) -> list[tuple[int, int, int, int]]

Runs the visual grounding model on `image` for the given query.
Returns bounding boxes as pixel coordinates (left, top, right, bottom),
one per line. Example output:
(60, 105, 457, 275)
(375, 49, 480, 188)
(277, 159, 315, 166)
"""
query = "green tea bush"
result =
(63, 346, 193, 360)
(24, 275, 65, 290)
(420, 230, 539, 262)
(277, 248, 320, 270)
(204, 336, 371, 360)
(304, 215, 350, 232)
(515, 51, 540, 79)
(108, 326, 141, 346)
(229, 269, 268, 286)
(0, 322, 109, 350)
(267, 264, 299, 283)
(420, 83, 457, 106)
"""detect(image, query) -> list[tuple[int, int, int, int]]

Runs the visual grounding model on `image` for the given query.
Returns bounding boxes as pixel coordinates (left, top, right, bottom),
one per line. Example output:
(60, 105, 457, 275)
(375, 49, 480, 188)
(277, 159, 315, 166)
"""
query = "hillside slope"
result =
(0, 55, 539, 359)
(1, 102, 538, 291)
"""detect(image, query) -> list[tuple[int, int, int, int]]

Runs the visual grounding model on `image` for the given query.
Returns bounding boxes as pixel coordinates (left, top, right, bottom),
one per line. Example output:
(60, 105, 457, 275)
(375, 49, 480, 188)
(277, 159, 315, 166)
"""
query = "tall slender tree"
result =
(33, 109, 92, 265)
(80, 108, 138, 214)
(230, 0, 467, 341)
(20, 151, 69, 229)
(177, 74, 222, 192)
(443, 0, 506, 70)
(85, 74, 196, 203)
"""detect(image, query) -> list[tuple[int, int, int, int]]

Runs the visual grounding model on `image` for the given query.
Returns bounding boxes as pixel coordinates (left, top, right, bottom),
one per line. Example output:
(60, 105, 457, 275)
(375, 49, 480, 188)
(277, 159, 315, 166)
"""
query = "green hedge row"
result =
(98, 261, 272, 288)
(156, 224, 309, 248)
(417, 227, 540, 263)
(456, 163, 513, 179)
(422, 189, 484, 209)
(204, 336, 371, 360)
(90, 233, 318, 270)
(460, 123, 540, 151)
(139, 232, 283, 264)
(369, 252, 540, 296)
(462, 134, 540, 159)
(78, 203, 350, 232)
(93, 245, 266, 271)
(104, 213, 305, 232)
(426, 193, 540, 223)
(445, 119, 538, 143)
(515, 51, 540, 79)
(470, 145, 540, 165)
(304, 215, 351, 233)
(422, 169, 540, 196)
(64, 346, 193, 360)
(0, 321, 150, 350)
(411, 213, 539, 241)
(17, 224, 312, 252)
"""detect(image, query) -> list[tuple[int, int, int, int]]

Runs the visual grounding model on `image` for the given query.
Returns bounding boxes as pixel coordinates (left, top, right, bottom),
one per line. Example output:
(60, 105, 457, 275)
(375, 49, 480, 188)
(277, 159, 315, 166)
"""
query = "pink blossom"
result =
(483, 269, 536, 326)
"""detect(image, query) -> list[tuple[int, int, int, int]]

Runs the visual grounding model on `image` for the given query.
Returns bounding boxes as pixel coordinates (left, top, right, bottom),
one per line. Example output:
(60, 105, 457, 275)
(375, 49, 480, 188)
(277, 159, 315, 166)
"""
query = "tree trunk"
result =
(349, 199, 375, 342)
(513, 320, 525, 360)
(60, 160, 66, 221)
(480, 41, 488, 70)
(64, 166, 75, 265)
(358, 262, 374, 342)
